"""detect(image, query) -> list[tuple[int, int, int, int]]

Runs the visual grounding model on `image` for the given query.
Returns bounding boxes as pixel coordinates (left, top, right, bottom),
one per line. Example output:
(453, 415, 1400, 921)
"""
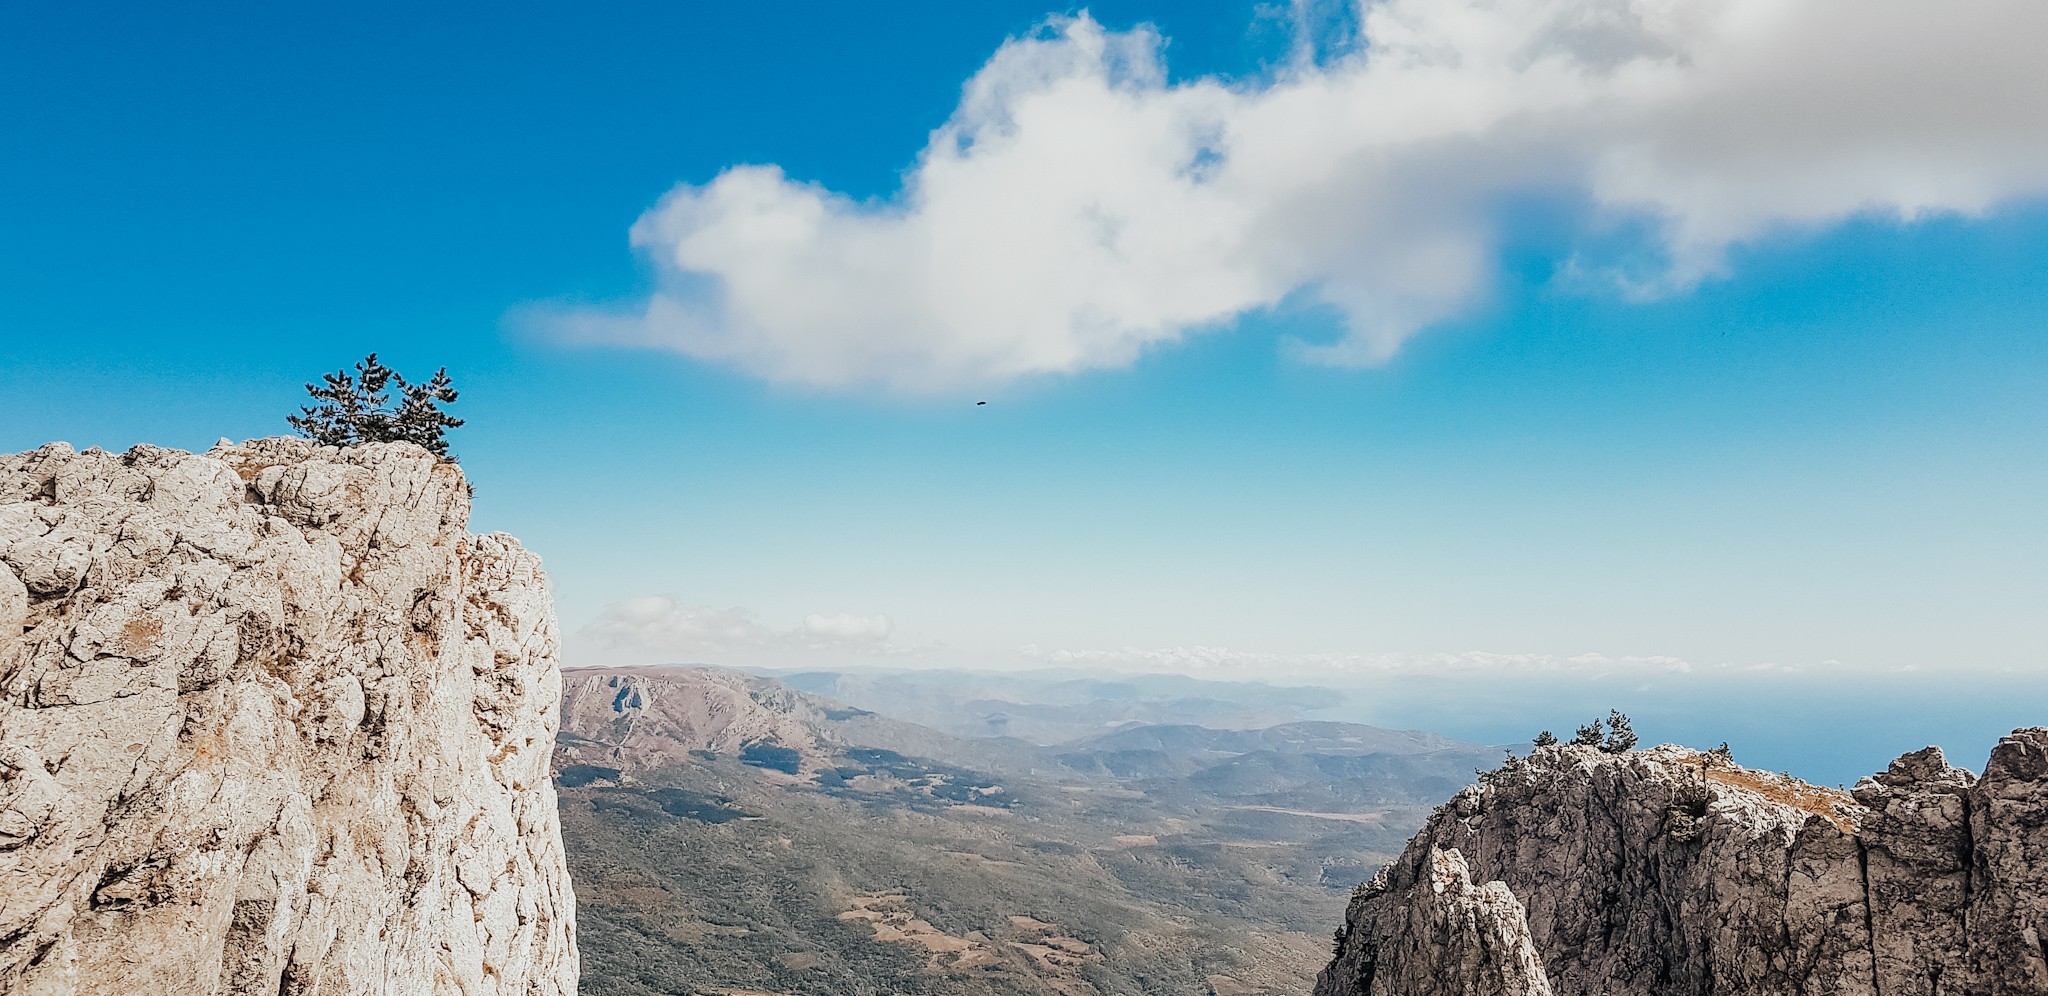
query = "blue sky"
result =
(4, 1, 2044, 776)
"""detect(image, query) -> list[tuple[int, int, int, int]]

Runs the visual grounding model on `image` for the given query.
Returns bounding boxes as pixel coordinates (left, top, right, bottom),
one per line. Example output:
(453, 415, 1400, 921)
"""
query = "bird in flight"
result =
(976, 401, 987, 406)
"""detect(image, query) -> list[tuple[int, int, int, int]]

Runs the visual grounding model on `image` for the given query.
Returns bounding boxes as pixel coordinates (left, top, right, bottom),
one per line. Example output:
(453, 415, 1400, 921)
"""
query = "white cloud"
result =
(545, 0, 2048, 389)
(568, 596, 901, 666)
(802, 612, 894, 641)
(1018, 643, 1699, 679)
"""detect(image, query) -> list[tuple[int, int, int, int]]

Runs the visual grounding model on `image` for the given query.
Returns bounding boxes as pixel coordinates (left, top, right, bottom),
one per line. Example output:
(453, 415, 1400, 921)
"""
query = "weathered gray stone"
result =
(1322, 846, 1553, 996)
(1317, 736, 2048, 996)
(1967, 729, 2048, 994)
(1854, 746, 1976, 994)
(0, 439, 577, 995)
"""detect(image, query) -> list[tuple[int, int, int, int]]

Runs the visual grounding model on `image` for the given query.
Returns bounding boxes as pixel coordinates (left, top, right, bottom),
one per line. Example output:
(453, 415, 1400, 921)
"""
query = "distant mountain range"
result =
(555, 664, 1503, 996)
(756, 667, 1350, 745)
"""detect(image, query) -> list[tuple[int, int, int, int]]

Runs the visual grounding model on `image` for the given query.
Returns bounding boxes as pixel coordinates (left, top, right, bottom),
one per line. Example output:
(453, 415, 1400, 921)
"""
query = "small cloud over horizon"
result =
(1016, 643, 1702, 681)
(536, 0, 2048, 390)
(566, 596, 913, 667)
(565, 596, 2025, 685)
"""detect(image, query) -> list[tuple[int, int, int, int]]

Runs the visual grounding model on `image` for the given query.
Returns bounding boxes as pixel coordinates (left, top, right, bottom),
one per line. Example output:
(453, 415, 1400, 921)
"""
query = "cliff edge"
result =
(0, 439, 577, 994)
(1317, 733, 2048, 996)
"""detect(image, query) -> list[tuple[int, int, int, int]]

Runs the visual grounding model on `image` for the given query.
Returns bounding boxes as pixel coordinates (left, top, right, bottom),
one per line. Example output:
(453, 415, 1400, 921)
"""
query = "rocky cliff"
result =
(0, 439, 577, 994)
(1316, 733, 2048, 996)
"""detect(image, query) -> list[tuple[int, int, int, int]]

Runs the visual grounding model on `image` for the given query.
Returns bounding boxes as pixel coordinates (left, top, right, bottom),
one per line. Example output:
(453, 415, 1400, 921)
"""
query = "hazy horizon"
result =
(566, 656, 2048, 789)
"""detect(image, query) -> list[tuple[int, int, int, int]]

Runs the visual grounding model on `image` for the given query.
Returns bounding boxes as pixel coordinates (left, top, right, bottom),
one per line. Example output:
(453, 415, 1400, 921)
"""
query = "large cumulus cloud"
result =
(551, 0, 2048, 389)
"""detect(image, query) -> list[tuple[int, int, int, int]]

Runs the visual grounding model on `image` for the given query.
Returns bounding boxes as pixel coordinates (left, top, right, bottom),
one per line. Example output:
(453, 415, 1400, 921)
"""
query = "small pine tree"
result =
(385, 366, 463, 456)
(1571, 718, 1604, 747)
(1532, 730, 1558, 748)
(287, 354, 393, 446)
(287, 353, 463, 458)
(1601, 710, 1638, 753)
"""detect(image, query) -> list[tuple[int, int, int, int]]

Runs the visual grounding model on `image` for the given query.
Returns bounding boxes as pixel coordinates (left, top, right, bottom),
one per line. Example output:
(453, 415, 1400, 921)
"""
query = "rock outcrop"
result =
(1342, 847, 1553, 996)
(0, 439, 577, 994)
(1316, 733, 2048, 996)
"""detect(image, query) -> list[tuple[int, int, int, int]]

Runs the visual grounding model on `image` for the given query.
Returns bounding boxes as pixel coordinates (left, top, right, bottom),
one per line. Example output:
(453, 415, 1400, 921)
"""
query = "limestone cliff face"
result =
(1316, 734, 2048, 996)
(0, 439, 577, 995)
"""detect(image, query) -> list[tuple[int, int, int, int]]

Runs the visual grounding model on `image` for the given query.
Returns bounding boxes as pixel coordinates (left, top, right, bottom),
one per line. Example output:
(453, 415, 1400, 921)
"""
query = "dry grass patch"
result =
(1686, 754, 1864, 833)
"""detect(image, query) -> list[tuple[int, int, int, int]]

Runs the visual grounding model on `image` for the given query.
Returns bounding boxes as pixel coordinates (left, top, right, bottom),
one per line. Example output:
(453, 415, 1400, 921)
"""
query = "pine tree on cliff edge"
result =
(288, 353, 463, 458)
(1565, 711, 1638, 753)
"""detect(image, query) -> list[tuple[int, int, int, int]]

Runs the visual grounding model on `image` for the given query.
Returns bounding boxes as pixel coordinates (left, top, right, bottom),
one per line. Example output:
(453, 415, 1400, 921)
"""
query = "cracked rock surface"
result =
(1334, 846, 1553, 996)
(0, 439, 577, 995)
(1316, 736, 2048, 996)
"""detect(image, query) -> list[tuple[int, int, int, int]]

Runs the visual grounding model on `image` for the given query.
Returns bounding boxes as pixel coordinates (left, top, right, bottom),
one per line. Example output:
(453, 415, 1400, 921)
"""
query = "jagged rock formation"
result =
(1317, 734, 2048, 996)
(0, 439, 577, 994)
(1343, 848, 1552, 996)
